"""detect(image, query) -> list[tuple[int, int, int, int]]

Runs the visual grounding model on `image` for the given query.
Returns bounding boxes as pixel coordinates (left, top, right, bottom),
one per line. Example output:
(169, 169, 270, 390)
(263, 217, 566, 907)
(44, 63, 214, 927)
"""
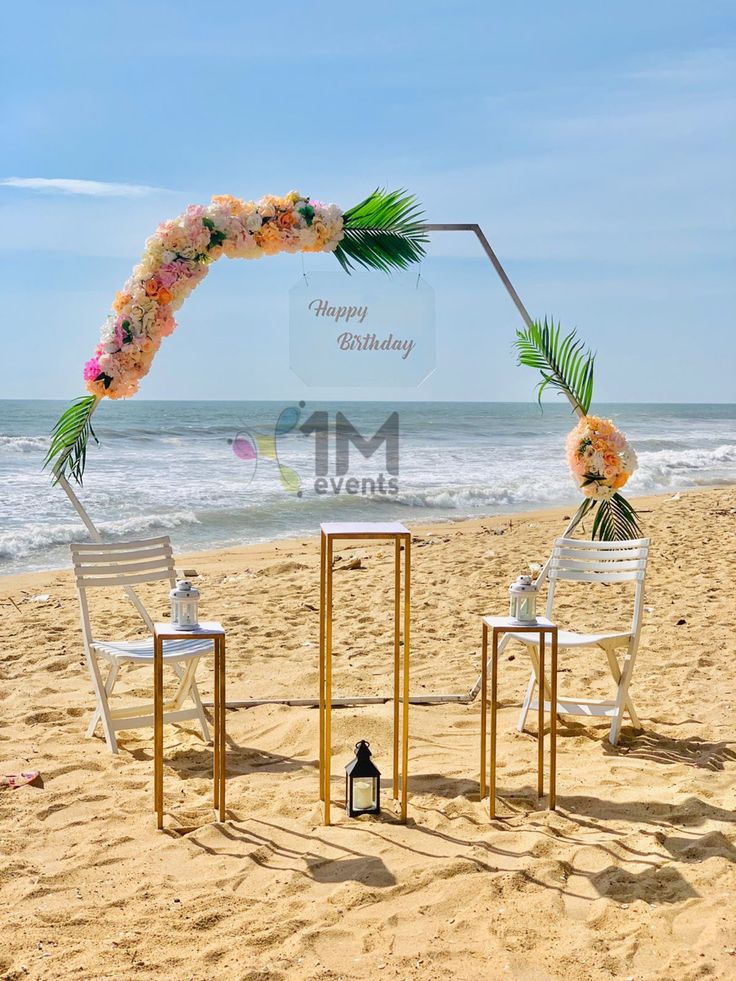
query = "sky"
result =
(1, 0, 734, 403)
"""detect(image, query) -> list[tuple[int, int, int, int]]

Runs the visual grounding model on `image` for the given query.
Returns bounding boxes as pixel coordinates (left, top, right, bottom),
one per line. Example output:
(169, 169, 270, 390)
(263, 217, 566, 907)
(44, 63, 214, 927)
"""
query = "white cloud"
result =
(0, 177, 169, 197)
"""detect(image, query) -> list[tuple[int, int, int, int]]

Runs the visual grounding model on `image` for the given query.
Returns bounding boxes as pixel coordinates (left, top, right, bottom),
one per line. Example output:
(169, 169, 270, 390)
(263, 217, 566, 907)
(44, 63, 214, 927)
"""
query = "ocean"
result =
(1, 399, 735, 576)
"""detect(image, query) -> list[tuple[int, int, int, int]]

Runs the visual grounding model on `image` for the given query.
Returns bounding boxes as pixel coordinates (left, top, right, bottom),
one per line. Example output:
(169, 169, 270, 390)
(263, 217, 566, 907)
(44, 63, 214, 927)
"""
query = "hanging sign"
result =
(289, 271, 435, 387)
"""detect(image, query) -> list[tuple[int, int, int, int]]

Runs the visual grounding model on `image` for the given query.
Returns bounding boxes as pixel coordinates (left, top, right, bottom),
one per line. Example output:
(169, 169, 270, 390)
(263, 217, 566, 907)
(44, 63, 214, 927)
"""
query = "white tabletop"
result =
(320, 521, 410, 537)
(154, 621, 225, 636)
(483, 615, 556, 629)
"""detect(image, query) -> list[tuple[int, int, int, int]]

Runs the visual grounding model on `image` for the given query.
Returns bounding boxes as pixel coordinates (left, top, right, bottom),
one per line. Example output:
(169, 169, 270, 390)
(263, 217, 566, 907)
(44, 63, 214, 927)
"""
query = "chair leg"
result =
(189, 680, 211, 744)
(601, 645, 642, 738)
(517, 670, 536, 732)
(86, 660, 119, 738)
(171, 658, 210, 743)
(171, 659, 197, 709)
(609, 652, 638, 746)
(517, 645, 554, 732)
(84, 649, 119, 753)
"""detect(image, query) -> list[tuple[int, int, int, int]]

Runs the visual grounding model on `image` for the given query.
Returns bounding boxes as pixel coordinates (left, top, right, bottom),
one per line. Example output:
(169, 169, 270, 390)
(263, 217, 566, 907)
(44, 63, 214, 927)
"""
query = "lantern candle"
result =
(353, 779, 374, 810)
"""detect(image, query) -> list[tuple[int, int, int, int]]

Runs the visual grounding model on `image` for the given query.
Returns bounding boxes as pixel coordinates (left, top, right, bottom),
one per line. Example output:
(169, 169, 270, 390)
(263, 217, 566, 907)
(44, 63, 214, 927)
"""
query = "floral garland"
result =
(84, 191, 344, 400)
(46, 188, 426, 484)
(566, 415, 637, 501)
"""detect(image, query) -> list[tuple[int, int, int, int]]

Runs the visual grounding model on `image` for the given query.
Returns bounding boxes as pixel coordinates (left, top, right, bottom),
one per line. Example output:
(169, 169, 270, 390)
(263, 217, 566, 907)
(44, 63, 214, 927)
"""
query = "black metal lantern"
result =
(345, 740, 380, 817)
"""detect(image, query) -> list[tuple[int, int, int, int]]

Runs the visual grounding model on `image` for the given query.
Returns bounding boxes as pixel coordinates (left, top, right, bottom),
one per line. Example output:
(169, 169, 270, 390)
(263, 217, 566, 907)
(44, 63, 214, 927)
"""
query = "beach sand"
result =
(1, 486, 735, 980)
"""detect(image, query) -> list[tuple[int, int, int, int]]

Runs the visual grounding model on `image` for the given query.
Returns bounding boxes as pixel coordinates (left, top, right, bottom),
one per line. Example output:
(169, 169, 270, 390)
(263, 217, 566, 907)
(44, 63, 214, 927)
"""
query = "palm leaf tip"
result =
(514, 317, 595, 416)
(335, 187, 428, 274)
(44, 395, 99, 485)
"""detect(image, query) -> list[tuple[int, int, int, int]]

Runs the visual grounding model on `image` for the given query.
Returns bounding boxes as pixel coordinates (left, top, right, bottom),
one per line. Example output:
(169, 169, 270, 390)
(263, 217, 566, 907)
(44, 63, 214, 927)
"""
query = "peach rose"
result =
(113, 291, 131, 312)
(212, 194, 245, 215)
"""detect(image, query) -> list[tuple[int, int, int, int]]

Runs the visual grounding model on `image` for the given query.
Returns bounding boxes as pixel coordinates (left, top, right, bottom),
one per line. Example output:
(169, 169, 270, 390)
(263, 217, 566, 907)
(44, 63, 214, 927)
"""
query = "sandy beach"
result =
(1, 485, 735, 980)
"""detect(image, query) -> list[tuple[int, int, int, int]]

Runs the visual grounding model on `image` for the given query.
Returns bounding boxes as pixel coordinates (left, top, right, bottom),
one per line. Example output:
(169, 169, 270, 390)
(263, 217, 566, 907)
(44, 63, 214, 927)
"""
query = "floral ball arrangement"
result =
(83, 191, 344, 400)
(566, 415, 638, 500)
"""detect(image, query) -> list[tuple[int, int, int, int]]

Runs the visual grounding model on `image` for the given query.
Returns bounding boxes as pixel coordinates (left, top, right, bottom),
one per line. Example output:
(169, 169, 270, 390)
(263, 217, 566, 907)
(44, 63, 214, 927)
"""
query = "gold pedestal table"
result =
(153, 621, 226, 830)
(319, 522, 411, 826)
(480, 615, 558, 818)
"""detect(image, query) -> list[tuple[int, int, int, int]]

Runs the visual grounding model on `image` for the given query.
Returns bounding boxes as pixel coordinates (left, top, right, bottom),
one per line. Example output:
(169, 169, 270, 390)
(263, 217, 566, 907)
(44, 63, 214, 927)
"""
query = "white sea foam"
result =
(387, 481, 569, 510)
(0, 510, 200, 560)
(632, 444, 736, 488)
(0, 435, 49, 453)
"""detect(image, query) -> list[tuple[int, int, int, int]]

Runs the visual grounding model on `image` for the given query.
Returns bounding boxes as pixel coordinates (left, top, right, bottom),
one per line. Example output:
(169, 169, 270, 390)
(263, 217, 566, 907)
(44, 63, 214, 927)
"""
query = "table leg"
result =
(538, 634, 545, 800)
(400, 536, 410, 823)
(213, 642, 220, 812)
(324, 536, 333, 826)
(480, 623, 488, 800)
(154, 635, 164, 830)
(218, 636, 226, 820)
(319, 532, 326, 801)
(550, 629, 557, 810)
(393, 537, 400, 801)
(490, 629, 498, 818)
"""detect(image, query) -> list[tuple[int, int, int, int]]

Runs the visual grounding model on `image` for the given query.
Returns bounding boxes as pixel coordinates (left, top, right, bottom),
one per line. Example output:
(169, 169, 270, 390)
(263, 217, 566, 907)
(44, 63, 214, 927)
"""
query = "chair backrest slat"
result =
(550, 568, 644, 584)
(556, 536, 649, 550)
(545, 536, 650, 635)
(73, 555, 176, 582)
(71, 535, 173, 552)
(554, 546, 646, 562)
(71, 545, 174, 564)
(71, 536, 176, 637)
(71, 539, 175, 590)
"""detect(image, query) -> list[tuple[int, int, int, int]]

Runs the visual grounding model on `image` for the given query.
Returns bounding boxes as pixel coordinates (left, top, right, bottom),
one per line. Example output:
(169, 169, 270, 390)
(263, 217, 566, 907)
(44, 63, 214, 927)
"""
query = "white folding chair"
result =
(71, 536, 211, 754)
(509, 536, 650, 746)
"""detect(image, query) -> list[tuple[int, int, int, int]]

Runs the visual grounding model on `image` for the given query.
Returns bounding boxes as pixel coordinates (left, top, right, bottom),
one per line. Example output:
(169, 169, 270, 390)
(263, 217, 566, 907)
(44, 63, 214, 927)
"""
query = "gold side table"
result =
(480, 616, 558, 818)
(319, 522, 411, 826)
(153, 621, 226, 830)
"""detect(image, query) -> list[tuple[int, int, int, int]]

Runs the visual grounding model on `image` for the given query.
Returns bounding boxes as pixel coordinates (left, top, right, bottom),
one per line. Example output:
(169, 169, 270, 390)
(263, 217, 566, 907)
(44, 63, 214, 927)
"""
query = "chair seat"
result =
(509, 629, 631, 649)
(93, 636, 214, 663)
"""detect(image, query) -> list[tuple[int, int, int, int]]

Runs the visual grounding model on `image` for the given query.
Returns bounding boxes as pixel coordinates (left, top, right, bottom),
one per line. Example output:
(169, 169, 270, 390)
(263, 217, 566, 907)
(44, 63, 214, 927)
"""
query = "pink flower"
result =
(83, 356, 101, 381)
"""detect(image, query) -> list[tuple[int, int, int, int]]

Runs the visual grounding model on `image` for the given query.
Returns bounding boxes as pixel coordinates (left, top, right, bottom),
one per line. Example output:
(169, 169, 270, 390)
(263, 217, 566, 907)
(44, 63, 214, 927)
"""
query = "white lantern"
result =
(170, 580, 200, 629)
(509, 575, 538, 624)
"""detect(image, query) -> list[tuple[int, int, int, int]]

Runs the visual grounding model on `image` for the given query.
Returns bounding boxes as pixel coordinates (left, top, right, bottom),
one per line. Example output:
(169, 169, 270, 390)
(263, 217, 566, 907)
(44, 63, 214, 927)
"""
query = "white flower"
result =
(621, 446, 638, 474)
(244, 211, 262, 232)
(100, 316, 117, 344)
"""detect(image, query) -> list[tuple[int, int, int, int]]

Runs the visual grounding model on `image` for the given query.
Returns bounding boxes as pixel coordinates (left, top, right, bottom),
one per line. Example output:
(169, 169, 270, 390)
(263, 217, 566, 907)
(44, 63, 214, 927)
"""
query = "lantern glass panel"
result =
(509, 576, 537, 623)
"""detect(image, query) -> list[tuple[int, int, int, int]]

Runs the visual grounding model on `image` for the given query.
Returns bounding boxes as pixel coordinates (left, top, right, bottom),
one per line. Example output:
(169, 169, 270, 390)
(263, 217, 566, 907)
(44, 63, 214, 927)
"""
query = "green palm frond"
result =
(44, 395, 98, 485)
(515, 317, 595, 415)
(568, 496, 596, 532)
(334, 188, 427, 274)
(590, 492, 642, 541)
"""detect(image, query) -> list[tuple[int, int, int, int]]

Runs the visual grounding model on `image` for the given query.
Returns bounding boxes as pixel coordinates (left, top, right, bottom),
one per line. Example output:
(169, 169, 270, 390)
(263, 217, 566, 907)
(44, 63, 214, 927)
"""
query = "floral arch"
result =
(46, 187, 640, 540)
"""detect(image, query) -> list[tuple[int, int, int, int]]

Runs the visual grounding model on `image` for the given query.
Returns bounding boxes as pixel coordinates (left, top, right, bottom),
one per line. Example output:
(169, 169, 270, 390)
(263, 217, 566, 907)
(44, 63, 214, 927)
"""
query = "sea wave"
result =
(0, 435, 49, 453)
(385, 482, 568, 510)
(635, 444, 736, 482)
(0, 510, 201, 560)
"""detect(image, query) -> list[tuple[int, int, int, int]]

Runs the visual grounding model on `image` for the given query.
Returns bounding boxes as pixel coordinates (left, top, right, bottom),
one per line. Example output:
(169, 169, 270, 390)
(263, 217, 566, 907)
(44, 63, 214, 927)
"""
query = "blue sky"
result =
(1, 1, 734, 402)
